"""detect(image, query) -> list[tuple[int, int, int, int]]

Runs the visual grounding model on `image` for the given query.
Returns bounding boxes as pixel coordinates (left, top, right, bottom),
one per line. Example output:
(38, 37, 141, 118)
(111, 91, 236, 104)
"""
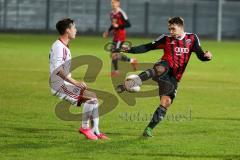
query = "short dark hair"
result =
(168, 17, 184, 26)
(56, 18, 74, 35)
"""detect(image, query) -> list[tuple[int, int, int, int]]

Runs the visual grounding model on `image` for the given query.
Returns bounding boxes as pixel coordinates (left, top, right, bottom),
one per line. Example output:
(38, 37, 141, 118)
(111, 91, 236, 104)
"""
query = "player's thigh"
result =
(111, 52, 118, 59)
(112, 41, 123, 53)
(153, 61, 169, 76)
(158, 75, 178, 106)
(160, 96, 172, 108)
(82, 90, 97, 100)
(60, 85, 97, 104)
(57, 82, 83, 105)
(114, 41, 123, 51)
(111, 41, 124, 59)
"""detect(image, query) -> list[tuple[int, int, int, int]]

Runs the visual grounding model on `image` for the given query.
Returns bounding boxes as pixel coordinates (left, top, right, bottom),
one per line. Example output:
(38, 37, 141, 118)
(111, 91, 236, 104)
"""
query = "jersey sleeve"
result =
(108, 13, 114, 32)
(118, 9, 131, 29)
(128, 34, 166, 54)
(192, 34, 210, 61)
(151, 34, 166, 49)
(52, 45, 65, 73)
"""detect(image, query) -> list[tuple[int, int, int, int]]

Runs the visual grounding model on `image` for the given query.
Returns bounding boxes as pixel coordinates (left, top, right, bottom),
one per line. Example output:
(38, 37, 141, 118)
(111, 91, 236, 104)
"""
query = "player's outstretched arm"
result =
(126, 42, 159, 54)
(126, 35, 165, 54)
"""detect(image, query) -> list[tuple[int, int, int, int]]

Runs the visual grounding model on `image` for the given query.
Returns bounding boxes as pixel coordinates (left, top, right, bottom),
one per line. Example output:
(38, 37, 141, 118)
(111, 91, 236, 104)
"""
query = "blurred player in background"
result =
(49, 18, 109, 140)
(118, 17, 212, 137)
(103, 0, 137, 77)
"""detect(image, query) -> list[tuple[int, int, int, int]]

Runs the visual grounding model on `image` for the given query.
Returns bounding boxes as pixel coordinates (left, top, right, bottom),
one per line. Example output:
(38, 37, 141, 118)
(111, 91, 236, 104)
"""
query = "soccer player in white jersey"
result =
(49, 18, 109, 140)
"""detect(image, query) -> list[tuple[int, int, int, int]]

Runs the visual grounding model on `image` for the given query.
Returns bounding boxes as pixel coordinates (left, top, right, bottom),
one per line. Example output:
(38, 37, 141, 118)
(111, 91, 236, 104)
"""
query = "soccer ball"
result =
(124, 74, 142, 92)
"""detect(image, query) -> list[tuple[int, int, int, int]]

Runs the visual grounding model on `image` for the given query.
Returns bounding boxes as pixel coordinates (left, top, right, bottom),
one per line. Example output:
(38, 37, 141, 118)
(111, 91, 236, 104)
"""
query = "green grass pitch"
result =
(0, 33, 240, 160)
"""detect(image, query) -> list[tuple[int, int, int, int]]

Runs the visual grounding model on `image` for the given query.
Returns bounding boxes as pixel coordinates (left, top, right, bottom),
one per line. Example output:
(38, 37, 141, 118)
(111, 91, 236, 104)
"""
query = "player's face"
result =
(67, 23, 77, 39)
(168, 24, 184, 38)
(111, 0, 120, 10)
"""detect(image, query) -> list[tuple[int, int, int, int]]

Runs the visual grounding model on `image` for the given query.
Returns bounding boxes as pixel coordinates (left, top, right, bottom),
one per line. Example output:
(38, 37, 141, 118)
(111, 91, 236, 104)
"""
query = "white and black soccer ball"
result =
(124, 74, 142, 92)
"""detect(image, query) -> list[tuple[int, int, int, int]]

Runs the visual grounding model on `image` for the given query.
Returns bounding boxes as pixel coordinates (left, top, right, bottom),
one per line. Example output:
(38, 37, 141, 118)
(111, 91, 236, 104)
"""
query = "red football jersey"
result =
(110, 8, 129, 42)
(152, 33, 202, 81)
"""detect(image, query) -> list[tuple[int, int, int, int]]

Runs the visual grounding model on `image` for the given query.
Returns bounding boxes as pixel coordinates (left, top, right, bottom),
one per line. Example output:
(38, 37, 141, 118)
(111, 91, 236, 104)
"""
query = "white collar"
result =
(176, 32, 186, 40)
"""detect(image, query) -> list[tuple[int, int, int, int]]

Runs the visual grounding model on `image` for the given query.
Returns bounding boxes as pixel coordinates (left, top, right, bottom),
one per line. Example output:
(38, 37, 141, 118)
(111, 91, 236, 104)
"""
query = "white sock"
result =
(81, 102, 93, 129)
(91, 103, 100, 135)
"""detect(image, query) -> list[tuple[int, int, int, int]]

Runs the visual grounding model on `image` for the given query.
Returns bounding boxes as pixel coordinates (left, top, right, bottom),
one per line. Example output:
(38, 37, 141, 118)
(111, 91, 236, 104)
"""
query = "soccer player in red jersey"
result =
(118, 17, 212, 137)
(103, 0, 137, 77)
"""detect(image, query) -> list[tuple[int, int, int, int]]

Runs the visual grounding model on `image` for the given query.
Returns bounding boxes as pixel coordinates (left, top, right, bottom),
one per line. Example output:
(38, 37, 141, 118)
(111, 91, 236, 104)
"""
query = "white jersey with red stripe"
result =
(49, 39, 72, 92)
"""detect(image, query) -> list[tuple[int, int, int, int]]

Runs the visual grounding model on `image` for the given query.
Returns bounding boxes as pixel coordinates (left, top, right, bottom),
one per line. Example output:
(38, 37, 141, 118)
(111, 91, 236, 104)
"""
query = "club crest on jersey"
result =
(73, 88, 80, 94)
(170, 41, 175, 44)
(175, 47, 189, 56)
(186, 39, 192, 45)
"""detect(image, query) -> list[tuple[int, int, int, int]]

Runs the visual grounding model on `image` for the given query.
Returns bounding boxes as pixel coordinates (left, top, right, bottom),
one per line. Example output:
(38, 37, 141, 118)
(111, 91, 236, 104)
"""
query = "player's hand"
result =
(76, 81, 87, 90)
(103, 31, 109, 38)
(112, 19, 119, 28)
(113, 23, 119, 28)
(112, 23, 119, 28)
(204, 51, 212, 60)
(121, 44, 130, 52)
(112, 19, 118, 28)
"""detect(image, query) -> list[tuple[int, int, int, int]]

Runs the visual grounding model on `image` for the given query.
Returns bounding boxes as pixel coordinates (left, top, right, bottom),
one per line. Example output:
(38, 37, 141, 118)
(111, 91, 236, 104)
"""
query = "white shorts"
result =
(51, 81, 85, 106)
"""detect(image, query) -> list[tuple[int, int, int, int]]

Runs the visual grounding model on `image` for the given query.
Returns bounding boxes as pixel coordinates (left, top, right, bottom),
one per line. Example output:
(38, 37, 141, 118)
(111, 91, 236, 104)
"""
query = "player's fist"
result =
(103, 31, 109, 38)
(204, 51, 212, 60)
(112, 23, 119, 28)
(77, 81, 87, 90)
(112, 19, 118, 28)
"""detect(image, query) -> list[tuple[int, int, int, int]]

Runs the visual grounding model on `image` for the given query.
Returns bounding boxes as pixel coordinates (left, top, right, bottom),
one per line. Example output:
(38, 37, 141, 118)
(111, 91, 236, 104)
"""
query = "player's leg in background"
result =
(116, 41, 130, 62)
(111, 52, 119, 71)
(117, 41, 138, 71)
(111, 41, 138, 76)
(111, 41, 120, 76)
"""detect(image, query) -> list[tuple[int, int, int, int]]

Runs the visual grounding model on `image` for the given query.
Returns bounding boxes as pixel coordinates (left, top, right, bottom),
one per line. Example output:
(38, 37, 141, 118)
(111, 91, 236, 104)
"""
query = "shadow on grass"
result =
(194, 117, 240, 121)
(0, 127, 72, 140)
(0, 126, 75, 134)
(0, 142, 55, 149)
(0, 127, 75, 150)
(129, 152, 240, 159)
(11, 127, 74, 133)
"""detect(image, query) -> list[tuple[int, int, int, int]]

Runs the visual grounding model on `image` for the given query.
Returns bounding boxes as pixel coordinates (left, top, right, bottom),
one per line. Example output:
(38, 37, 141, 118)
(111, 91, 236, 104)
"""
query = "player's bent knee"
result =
(85, 98, 98, 105)
(155, 65, 167, 76)
(111, 53, 118, 60)
(90, 92, 97, 99)
(93, 93, 97, 99)
(161, 96, 172, 108)
(82, 90, 98, 102)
